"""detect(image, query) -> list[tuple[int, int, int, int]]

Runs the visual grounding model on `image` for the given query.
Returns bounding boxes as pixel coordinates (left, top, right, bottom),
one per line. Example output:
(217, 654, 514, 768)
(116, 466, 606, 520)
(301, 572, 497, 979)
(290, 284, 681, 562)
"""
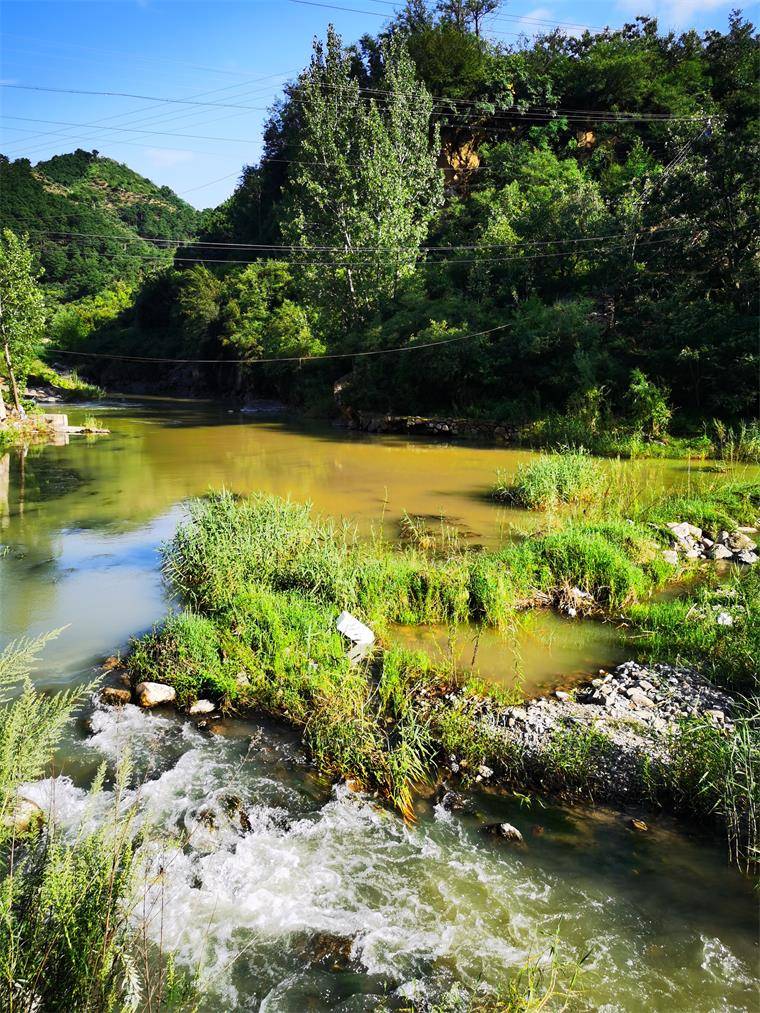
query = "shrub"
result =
(626, 368, 672, 438)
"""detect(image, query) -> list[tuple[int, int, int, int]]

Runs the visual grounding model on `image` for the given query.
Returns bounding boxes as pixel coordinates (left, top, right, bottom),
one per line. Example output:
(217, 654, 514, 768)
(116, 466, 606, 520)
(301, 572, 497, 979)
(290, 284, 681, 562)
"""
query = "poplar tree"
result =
(282, 27, 443, 334)
(0, 230, 45, 418)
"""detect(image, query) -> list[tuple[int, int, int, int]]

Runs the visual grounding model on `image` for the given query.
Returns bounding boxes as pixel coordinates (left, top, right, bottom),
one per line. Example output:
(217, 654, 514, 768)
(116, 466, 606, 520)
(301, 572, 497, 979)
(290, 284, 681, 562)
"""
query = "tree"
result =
(0, 230, 46, 418)
(282, 27, 444, 336)
(437, 0, 500, 37)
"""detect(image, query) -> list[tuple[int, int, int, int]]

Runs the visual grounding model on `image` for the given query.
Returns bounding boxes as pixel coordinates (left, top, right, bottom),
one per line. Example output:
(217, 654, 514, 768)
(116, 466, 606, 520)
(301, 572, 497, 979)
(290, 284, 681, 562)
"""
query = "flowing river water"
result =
(1, 399, 758, 1010)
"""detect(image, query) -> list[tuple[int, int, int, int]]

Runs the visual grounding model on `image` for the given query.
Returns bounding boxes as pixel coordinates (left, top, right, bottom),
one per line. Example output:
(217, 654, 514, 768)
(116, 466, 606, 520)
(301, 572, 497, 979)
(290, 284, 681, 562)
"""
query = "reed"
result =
(492, 449, 603, 510)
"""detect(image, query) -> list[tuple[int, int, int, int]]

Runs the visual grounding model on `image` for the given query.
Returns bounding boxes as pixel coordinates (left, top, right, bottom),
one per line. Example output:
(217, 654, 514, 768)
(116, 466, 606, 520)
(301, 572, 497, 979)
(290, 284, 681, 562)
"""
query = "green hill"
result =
(0, 149, 199, 299)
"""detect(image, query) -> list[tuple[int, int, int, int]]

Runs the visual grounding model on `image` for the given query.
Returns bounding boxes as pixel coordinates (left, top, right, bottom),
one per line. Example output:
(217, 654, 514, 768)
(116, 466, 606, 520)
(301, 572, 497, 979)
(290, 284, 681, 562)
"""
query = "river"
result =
(1, 399, 757, 1010)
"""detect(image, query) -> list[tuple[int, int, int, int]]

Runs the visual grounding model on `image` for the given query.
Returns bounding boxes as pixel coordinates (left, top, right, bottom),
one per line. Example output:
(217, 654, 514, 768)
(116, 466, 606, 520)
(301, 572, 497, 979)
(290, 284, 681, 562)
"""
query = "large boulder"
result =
(135, 681, 176, 708)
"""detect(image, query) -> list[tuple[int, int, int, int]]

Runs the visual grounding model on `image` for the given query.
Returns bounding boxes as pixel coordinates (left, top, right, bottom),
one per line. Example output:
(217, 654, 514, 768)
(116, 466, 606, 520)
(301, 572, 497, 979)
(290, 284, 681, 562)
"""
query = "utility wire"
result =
(31, 223, 690, 252)
(32, 234, 682, 267)
(50, 320, 514, 365)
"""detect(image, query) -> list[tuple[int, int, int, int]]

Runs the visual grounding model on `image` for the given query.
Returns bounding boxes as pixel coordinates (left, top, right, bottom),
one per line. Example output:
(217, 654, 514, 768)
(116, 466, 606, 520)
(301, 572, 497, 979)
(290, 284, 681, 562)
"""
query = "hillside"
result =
(0, 149, 199, 298)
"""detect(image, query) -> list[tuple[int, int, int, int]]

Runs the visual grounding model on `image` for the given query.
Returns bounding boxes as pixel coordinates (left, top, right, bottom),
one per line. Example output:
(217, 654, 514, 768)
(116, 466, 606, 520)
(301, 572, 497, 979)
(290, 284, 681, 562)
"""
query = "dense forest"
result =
(6, 6, 759, 429)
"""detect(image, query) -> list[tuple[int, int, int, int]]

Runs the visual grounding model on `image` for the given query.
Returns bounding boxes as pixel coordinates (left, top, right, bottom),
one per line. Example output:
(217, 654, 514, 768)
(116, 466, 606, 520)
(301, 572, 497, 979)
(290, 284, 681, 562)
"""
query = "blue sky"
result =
(0, 0, 749, 208)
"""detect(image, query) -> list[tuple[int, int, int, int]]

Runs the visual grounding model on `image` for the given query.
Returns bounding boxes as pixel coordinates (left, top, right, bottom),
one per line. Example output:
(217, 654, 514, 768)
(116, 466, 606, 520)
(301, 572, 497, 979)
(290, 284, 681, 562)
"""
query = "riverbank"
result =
(343, 408, 760, 462)
(117, 485, 759, 864)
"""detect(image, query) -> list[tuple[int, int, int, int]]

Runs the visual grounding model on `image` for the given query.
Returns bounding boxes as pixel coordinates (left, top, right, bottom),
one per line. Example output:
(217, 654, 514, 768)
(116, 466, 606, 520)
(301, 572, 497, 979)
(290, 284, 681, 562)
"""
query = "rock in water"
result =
(100, 686, 132, 706)
(438, 790, 471, 813)
(135, 681, 176, 708)
(482, 822, 524, 843)
(188, 698, 215, 715)
(5, 796, 44, 833)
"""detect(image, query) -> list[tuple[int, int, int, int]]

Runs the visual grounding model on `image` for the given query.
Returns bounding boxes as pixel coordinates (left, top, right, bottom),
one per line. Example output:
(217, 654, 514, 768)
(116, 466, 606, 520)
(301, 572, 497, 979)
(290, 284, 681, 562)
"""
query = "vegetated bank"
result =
(117, 471, 760, 867)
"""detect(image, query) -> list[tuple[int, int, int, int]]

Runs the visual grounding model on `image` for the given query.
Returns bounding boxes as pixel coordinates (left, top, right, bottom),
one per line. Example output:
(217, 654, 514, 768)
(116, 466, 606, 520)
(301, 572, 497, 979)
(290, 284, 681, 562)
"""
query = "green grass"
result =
(130, 488, 757, 848)
(0, 634, 197, 1011)
(493, 450, 603, 510)
(625, 566, 760, 694)
(712, 419, 760, 464)
(644, 480, 760, 533)
(665, 712, 758, 870)
(26, 358, 104, 401)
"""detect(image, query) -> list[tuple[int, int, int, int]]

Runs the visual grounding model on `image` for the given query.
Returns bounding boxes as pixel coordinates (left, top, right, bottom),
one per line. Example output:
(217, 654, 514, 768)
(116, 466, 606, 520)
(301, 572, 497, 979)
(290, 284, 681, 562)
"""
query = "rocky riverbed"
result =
(109, 657, 736, 814)
(458, 661, 735, 805)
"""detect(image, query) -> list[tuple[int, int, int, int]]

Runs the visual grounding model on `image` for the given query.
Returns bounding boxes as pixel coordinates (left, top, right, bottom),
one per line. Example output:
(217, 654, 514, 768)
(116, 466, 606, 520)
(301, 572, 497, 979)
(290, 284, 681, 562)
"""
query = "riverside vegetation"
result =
(124, 464, 759, 865)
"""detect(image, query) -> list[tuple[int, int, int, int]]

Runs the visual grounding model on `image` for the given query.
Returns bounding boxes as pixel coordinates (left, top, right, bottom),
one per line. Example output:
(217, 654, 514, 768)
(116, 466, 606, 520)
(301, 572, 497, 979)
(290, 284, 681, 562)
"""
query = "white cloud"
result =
(143, 148, 195, 169)
(616, 0, 730, 30)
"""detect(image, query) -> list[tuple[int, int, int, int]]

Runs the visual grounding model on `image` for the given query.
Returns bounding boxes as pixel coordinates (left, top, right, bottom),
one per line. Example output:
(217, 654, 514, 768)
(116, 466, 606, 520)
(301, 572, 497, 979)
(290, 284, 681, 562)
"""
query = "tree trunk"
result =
(0, 378, 6, 422)
(2, 340, 21, 414)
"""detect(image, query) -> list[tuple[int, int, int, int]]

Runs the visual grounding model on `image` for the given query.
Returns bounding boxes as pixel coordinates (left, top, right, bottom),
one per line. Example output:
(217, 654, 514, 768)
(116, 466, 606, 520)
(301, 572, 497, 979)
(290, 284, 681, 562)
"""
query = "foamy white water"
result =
(22, 702, 757, 1012)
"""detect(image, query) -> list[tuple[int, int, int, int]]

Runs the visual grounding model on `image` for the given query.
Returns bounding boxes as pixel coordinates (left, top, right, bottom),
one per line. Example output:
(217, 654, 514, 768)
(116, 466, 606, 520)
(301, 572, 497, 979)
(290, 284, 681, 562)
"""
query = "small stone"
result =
(662, 550, 679, 566)
(482, 822, 524, 843)
(188, 699, 215, 715)
(628, 818, 648, 832)
(135, 681, 176, 708)
(726, 531, 757, 553)
(708, 544, 733, 560)
(478, 764, 493, 779)
(684, 548, 702, 559)
(100, 686, 132, 706)
(737, 550, 758, 565)
(5, 796, 44, 833)
(701, 537, 714, 549)
(716, 611, 733, 626)
(627, 687, 656, 709)
(554, 690, 570, 701)
(704, 709, 725, 724)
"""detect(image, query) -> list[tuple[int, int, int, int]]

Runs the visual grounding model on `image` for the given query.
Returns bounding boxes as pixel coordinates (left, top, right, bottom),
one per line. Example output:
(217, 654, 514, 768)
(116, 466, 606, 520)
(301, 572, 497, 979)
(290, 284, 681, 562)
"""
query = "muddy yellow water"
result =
(1, 399, 758, 1011)
(2, 398, 750, 690)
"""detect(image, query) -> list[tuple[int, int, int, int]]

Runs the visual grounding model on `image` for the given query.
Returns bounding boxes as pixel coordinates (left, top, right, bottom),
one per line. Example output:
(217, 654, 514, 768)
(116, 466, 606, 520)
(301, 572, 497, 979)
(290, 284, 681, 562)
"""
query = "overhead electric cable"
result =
(49, 320, 516, 365)
(32, 223, 690, 252)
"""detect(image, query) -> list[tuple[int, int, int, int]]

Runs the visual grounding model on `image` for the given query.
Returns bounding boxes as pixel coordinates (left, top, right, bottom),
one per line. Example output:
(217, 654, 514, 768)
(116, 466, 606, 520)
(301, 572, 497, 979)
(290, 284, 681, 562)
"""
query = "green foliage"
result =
(539, 720, 615, 798)
(282, 27, 444, 330)
(626, 369, 672, 438)
(0, 230, 46, 410)
(645, 480, 760, 532)
(493, 450, 603, 509)
(625, 567, 760, 693)
(665, 713, 758, 870)
(0, 151, 199, 300)
(0, 636, 177, 1011)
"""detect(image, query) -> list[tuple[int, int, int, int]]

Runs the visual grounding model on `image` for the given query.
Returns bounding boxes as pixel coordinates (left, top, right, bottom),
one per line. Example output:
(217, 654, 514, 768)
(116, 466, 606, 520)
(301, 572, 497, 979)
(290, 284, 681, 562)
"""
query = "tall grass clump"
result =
(666, 712, 758, 871)
(0, 635, 198, 1012)
(625, 566, 759, 693)
(493, 450, 603, 510)
(712, 419, 760, 464)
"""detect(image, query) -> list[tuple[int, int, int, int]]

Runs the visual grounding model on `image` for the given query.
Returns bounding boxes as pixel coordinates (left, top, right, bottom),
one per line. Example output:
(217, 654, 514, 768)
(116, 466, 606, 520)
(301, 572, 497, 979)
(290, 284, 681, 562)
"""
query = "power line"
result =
(0, 82, 706, 125)
(31, 223, 690, 252)
(50, 320, 514, 365)
(33, 233, 682, 267)
(0, 70, 295, 159)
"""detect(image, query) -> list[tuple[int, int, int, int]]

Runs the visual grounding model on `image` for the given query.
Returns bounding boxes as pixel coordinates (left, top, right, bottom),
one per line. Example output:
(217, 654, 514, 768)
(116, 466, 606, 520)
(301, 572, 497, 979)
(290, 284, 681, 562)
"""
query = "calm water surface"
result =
(1, 400, 757, 1010)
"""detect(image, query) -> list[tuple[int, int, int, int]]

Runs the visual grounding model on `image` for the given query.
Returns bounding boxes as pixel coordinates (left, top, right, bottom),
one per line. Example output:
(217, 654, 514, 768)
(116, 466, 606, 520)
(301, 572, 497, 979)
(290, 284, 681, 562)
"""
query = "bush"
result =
(626, 369, 672, 438)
